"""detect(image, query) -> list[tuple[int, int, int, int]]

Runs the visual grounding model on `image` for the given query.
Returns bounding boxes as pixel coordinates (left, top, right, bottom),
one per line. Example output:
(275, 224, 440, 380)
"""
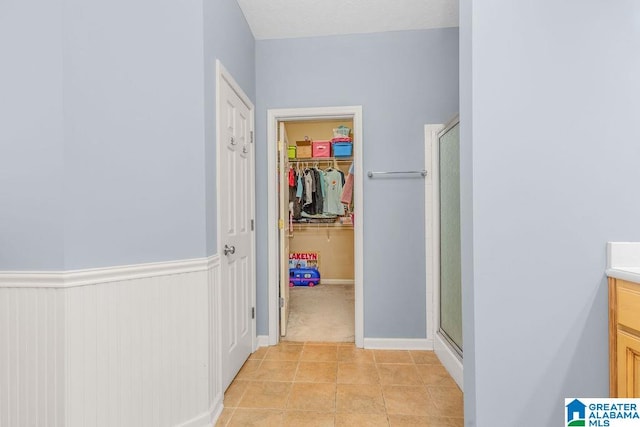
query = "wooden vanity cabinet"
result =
(609, 277, 640, 397)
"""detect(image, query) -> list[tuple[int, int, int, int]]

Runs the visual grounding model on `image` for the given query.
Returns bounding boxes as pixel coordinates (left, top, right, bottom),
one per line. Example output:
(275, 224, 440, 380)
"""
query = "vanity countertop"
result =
(606, 242, 640, 284)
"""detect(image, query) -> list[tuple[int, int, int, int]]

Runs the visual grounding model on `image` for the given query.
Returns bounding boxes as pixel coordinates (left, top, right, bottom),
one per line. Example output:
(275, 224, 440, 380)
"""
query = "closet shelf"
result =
(288, 157, 352, 163)
(292, 222, 354, 229)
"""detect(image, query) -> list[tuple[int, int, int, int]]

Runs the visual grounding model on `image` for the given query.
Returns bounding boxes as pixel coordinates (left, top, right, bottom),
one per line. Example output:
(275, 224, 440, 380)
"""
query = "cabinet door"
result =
(617, 330, 640, 397)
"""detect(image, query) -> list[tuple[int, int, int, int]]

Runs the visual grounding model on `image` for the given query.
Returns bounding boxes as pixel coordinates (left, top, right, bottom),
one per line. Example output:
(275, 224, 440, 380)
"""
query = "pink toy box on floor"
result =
(289, 267, 321, 287)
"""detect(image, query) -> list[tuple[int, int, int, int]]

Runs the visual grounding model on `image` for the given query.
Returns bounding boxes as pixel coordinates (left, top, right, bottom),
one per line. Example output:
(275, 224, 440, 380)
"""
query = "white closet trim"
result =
(267, 106, 364, 347)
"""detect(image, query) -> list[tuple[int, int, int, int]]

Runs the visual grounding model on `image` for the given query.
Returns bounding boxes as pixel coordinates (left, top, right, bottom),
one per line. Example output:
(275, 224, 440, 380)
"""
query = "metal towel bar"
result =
(367, 170, 427, 178)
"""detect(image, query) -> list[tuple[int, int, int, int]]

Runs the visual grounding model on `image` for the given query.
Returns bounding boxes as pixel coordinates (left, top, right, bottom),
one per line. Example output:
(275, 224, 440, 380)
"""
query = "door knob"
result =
(224, 244, 236, 256)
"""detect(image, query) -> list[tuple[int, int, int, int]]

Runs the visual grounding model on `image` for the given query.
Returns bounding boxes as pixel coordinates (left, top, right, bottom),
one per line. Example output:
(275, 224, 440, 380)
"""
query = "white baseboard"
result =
(177, 407, 217, 427)
(206, 398, 224, 427)
(434, 333, 463, 390)
(321, 279, 354, 285)
(363, 338, 434, 350)
(256, 335, 270, 348)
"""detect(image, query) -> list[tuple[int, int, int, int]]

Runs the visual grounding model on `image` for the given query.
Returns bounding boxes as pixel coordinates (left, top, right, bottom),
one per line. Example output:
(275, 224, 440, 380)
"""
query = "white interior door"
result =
(220, 76, 254, 390)
(279, 121, 291, 336)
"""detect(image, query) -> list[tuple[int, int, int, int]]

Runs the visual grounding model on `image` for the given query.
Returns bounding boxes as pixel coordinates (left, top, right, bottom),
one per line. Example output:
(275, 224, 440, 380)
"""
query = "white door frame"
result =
(267, 106, 364, 347)
(425, 121, 463, 390)
(216, 59, 257, 355)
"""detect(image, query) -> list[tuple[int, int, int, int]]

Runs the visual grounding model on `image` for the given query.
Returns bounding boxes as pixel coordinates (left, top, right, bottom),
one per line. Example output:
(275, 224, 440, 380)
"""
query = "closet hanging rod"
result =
(289, 158, 352, 163)
(292, 222, 354, 229)
(367, 170, 427, 178)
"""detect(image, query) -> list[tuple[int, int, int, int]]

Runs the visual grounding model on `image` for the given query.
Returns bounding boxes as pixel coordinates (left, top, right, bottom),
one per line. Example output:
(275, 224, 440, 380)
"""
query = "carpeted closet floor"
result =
(283, 284, 355, 343)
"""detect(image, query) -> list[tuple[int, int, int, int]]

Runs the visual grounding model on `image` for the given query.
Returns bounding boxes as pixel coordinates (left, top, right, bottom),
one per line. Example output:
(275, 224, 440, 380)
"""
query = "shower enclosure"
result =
(438, 117, 462, 356)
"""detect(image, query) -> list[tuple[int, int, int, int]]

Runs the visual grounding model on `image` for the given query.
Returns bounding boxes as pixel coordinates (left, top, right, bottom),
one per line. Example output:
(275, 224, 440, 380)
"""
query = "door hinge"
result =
(278, 218, 284, 230)
(251, 307, 255, 319)
(251, 219, 254, 231)
(250, 131, 254, 144)
(279, 297, 284, 308)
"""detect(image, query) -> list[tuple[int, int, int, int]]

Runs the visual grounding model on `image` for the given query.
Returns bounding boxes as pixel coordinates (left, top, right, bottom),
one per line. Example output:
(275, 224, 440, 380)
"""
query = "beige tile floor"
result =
(216, 342, 463, 426)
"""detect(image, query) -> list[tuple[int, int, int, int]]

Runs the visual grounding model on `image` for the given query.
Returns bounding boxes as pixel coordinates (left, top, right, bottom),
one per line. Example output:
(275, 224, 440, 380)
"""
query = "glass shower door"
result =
(438, 118, 462, 356)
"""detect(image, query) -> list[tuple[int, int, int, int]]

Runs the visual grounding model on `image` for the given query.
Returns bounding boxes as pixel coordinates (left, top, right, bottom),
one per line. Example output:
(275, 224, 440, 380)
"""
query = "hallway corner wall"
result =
(462, 1, 640, 425)
(1, 0, 255, 425)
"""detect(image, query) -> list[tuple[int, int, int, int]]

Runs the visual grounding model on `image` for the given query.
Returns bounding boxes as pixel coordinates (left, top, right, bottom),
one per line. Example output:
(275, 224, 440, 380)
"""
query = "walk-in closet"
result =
(278, 118, 356, 342)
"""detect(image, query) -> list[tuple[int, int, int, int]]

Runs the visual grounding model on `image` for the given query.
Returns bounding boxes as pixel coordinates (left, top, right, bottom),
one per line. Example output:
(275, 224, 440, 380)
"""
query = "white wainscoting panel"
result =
(65, 270, 210, 427)
(207, 256, 223, 423)
(0, 288, 65, 427)
(0, 257, 221, 427)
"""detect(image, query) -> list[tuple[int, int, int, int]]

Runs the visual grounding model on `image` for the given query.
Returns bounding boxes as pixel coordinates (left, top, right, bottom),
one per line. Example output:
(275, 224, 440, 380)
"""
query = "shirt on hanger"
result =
(296, 173, 303, 198)
(323, 168, 345, 215)
(304, 170, 313, 205)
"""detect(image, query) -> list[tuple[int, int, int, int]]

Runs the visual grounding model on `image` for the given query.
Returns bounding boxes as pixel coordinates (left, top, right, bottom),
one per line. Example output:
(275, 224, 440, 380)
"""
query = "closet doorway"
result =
(267, 106, 364, 347)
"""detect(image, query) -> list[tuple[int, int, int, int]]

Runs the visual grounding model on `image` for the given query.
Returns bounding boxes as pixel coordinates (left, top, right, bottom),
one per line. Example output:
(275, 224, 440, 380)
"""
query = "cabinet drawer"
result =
(618, 283, 640, 330)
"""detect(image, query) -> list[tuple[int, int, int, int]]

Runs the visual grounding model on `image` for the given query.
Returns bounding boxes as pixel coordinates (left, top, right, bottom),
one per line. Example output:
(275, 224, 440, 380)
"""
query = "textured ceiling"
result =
(236, 0, 459, 40)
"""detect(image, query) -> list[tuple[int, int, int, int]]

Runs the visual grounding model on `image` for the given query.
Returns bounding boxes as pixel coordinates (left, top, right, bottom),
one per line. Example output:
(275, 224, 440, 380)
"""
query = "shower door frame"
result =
(425, 116, 463, 390)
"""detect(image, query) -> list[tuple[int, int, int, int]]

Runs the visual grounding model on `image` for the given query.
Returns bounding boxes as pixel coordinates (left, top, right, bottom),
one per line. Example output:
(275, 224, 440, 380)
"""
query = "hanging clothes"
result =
(288, 166, 297, 211)
(341, 162, 354, 206)
(312, 169, 324, 216)
(303, 169, 313, 206)
(296, 170, 303, 198)
(288, 167, 295, 187)
(323, 168, 345, 215)
(291, 166, 303, 219)
(300, 167, 323, 215)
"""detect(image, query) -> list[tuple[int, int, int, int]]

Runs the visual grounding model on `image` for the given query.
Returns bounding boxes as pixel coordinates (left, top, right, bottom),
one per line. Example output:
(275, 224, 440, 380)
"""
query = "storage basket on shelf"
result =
(287, 146, 296, 159)
(296, 140, 312, 158)
(312, 140, 331, 158)
(332, 142, 353, 157)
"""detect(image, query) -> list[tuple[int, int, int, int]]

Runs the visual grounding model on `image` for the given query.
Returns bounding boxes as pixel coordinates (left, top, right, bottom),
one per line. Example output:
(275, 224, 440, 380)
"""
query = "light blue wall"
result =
(3, 0, 210, 270)
(0, 0, 65, 270)
(2, 0, 256, 270)
(461, 1, 640, 425)
(203, 0, 255, 256)
(255, 29, 459, 337)
(64, 0, 205, 269)
(62, 0, 207, 269)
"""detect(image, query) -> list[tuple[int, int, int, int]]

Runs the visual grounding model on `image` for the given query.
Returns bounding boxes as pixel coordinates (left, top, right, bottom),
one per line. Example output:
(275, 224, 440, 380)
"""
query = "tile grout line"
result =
(219, 406, 235, 427)
(376, 358, 391, 427)
(333, 343, 338, 419)
(226, 352, 267, 423)
(281, 350, 301, 418)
